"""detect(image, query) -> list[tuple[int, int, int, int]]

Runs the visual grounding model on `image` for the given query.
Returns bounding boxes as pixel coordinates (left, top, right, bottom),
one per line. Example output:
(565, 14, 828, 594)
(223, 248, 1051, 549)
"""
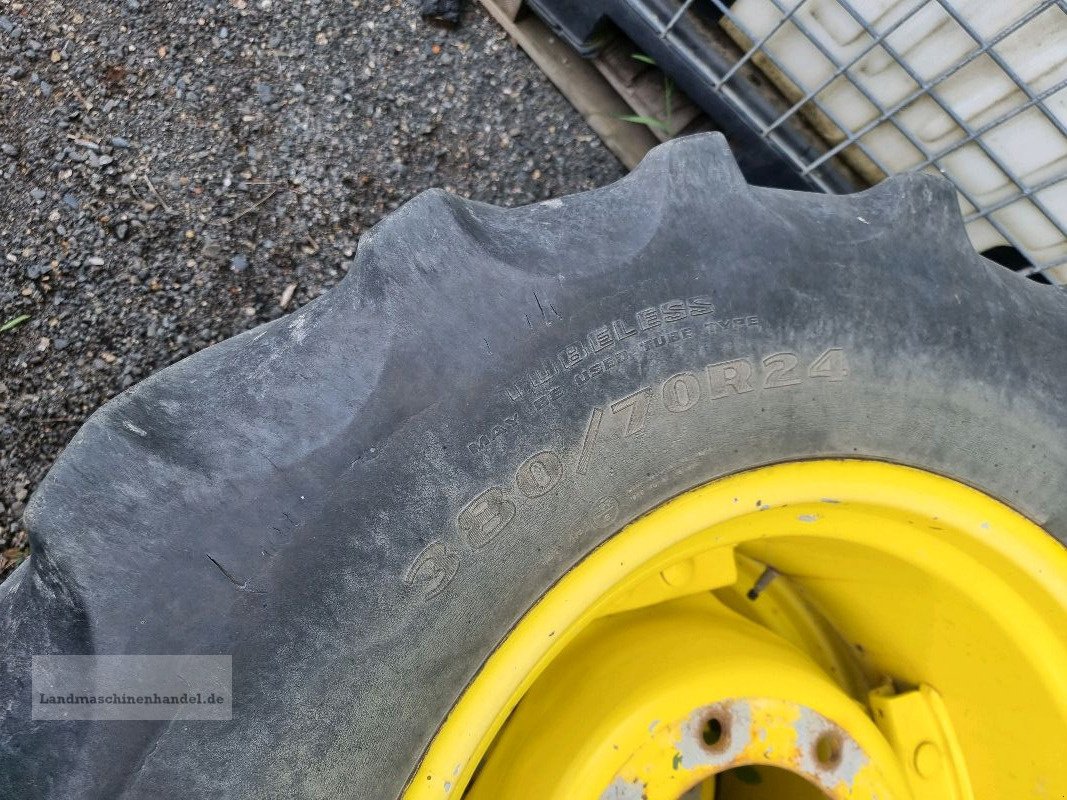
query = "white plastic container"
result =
(727, 0, 1067, 282)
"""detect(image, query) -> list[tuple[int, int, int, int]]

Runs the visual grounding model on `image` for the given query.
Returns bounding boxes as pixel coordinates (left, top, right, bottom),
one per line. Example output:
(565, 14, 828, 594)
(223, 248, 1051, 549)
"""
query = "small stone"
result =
(53, 338, 68, 350)
(256, 83, 273, 104)
(279, 282, 296, 308)
(110, 136, 130, 149)
(38, 80, 52, 97)
(49, 50, 61, 63)
(86, 256, 105, 266)
(201, 238, 222, 259)
(1, 143, 17, 157)
(100, 351, 117, 364)
(114, 222, 129, 240)
(98, 154, 114, 166)
(62, 192, 79, 209)
(420, 0, 462, 26)
(229, 254, 248, 272)
(6, 66, 26, 80)
(30, 188, 45, 201)
(36, 337, 50, 352)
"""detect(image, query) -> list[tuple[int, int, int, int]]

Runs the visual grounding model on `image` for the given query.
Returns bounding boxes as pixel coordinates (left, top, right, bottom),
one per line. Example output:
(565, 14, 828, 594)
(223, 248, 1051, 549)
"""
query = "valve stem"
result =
(746, 567, 779, 601)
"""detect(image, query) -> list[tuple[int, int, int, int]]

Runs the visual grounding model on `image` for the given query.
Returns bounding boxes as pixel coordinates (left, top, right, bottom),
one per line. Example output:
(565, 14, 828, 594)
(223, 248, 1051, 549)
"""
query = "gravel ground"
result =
(0, 0, 625, 581)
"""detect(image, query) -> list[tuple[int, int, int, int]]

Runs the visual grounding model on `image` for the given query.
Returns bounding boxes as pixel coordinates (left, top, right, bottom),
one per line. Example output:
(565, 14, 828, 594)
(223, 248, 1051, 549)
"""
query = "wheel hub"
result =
(471, 591, 907, 799)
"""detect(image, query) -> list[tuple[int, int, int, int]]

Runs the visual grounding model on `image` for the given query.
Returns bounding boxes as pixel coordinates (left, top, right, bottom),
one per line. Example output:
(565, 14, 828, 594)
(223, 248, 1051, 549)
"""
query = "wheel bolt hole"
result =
(700, 713, 730, 752)
(813, 731, 843, 768)
(702, 717, 722, 746)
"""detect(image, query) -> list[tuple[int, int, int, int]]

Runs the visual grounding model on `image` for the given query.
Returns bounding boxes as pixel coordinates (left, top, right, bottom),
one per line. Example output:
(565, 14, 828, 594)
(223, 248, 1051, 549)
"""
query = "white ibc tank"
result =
(727, 0, 1067, 282)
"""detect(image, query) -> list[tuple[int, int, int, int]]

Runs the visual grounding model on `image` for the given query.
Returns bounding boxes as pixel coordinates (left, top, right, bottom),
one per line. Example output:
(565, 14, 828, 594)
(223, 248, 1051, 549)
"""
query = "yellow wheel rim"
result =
(403, 460, 1067, 799)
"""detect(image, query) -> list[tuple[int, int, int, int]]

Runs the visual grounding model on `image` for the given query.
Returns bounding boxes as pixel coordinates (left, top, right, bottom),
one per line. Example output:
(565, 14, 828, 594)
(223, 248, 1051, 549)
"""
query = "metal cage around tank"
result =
(526, 0, 1067, 284)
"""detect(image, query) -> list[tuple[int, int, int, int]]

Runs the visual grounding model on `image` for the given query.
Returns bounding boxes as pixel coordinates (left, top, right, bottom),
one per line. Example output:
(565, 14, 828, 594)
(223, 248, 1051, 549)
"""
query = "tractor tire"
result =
(2, 133, 1065, 799)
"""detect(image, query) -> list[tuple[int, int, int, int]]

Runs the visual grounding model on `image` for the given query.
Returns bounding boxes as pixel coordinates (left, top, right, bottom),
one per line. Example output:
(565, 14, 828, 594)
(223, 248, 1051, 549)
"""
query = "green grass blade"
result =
(0, 314, 30, 333)
(618, 114, 668, 130)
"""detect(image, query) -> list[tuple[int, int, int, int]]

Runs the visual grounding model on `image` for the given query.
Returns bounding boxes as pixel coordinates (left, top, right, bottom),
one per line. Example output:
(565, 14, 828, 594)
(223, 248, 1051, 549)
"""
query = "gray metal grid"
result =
(631, 0, 1067, 282)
